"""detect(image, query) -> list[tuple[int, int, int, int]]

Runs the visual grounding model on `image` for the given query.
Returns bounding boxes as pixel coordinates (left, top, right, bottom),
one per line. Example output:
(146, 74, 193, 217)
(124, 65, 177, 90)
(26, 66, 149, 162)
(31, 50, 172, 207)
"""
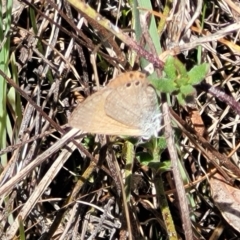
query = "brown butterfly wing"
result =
(68, 88, 143, 136)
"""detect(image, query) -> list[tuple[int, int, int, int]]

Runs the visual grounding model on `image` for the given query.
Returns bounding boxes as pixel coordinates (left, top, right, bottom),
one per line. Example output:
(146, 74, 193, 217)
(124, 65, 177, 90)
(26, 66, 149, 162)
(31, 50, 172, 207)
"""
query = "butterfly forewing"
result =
(68, 88, 143, 136)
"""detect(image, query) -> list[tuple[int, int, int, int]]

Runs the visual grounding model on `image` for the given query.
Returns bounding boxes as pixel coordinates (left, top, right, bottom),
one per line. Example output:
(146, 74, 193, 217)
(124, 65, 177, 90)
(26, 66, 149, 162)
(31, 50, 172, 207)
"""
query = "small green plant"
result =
(150, 56, 209, 105)
(136, 136, 171, 172)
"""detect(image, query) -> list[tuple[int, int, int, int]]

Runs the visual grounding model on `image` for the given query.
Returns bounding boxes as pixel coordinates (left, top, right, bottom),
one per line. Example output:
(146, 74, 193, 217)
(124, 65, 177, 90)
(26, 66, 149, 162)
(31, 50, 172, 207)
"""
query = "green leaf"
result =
(164, 56, 177, 79)
(188, 63, 209, 85)
(157, 136, 167, 150)
(150, 78, 178, 93)
(176, 93, 186, 106)
(148, 161, 171, 172)
(159, 56, 208, 107)
(175, 76, 190, 86)
(180, 85, 196, 96)
(174, 57, 188, 77)
(137, 152, 153, 165)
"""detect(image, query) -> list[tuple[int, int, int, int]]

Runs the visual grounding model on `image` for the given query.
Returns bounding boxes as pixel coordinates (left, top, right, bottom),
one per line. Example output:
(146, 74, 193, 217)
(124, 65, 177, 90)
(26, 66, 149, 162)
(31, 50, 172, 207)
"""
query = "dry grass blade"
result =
(6, 134, 78, 238)
(163, 103, 193, 239)
(0, 129, 80, 197)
